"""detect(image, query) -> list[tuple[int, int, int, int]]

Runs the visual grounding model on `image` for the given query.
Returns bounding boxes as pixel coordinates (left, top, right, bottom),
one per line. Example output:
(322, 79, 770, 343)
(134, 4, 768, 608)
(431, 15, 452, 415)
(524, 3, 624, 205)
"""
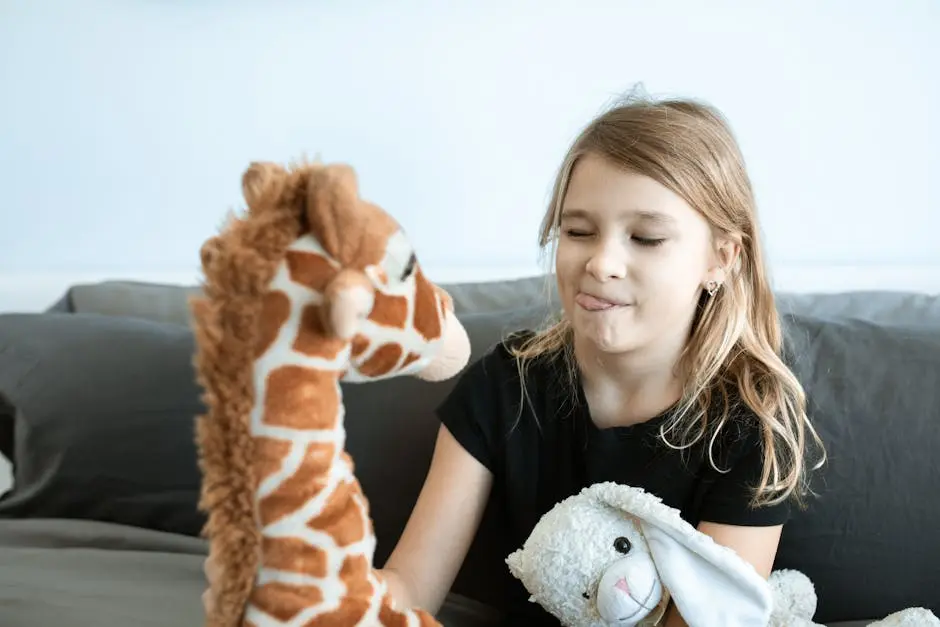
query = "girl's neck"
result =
(574, 334, 686, 429)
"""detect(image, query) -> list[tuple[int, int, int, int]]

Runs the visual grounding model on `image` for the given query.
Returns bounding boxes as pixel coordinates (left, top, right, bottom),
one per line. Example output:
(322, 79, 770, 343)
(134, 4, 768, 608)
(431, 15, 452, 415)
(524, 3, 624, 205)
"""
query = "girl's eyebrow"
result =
(561, 207, 676, 225)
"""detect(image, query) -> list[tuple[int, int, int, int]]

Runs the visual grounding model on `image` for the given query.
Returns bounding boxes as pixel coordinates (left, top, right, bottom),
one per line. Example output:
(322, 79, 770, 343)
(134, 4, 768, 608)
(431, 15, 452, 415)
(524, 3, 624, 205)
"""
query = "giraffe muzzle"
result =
(413, 307, 472, 382)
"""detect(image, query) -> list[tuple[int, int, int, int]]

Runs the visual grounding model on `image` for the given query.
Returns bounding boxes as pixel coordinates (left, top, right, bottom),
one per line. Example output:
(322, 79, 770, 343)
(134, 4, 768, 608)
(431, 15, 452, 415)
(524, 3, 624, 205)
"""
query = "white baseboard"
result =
(1, 264, 937, 314)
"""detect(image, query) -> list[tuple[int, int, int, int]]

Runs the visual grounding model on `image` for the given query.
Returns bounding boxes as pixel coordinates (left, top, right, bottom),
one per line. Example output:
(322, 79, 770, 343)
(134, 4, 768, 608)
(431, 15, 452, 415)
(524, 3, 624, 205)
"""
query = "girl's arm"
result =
(661, 522, 783, 626)
(377, 423, 494, 614)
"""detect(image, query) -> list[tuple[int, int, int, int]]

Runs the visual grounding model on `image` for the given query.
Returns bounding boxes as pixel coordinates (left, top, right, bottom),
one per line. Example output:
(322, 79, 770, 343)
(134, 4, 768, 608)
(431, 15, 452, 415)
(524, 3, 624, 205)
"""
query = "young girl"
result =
(206, 94, 824, 626)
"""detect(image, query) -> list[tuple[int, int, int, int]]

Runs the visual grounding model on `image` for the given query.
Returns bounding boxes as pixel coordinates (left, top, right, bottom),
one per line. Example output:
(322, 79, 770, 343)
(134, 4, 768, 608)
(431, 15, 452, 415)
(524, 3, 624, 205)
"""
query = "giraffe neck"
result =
(243, 255, 383, 626)
(237, 240, 441, 627)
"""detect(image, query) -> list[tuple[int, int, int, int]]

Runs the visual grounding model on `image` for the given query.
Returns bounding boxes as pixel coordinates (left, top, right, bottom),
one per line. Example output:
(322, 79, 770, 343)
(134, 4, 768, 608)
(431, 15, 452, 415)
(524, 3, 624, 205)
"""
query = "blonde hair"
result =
(511, 92, 825, 509)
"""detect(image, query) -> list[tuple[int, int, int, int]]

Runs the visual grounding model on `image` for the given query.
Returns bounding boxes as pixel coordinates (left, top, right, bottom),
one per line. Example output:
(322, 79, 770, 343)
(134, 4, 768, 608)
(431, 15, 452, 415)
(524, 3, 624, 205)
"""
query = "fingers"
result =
(203, 555, 219, 614)
(204, 555, 220, 585)
(202, 588, 216, 614)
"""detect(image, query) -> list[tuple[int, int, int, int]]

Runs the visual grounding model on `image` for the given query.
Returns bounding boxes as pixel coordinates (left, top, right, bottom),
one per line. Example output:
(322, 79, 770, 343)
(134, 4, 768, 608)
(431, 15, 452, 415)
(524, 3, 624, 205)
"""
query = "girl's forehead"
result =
(563, 160, 700, 225)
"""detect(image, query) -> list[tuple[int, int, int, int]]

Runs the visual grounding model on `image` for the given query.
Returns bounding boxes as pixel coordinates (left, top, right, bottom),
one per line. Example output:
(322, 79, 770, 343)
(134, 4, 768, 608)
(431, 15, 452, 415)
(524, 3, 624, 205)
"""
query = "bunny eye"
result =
(613, 536, 632, 554)
(582, 591, 590, 600)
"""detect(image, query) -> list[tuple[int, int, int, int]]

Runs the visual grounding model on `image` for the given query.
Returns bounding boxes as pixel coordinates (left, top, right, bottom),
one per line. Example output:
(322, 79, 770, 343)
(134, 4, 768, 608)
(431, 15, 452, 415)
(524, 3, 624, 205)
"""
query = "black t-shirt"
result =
(436, 331, 790, 625)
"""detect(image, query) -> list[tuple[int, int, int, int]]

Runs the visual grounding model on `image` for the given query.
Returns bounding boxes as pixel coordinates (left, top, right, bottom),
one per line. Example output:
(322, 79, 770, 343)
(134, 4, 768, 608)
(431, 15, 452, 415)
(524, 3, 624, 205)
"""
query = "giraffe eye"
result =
(400, 253, 416, 281)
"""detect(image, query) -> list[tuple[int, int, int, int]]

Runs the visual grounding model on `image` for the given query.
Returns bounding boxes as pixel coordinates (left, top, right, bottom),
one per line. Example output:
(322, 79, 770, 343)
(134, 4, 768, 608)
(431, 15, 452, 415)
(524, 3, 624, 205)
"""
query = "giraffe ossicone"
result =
(190, 159, 471, 627)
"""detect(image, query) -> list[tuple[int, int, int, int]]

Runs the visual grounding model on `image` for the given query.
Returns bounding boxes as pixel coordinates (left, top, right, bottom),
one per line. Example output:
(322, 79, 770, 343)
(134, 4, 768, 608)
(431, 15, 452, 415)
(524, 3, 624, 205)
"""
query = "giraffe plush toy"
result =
(189, 160, 471, 627)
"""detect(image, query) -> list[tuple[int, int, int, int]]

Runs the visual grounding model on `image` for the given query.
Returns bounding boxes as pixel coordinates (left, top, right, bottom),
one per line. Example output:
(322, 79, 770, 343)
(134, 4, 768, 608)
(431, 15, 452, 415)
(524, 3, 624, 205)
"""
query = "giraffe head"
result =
(235, 159, 471, 383)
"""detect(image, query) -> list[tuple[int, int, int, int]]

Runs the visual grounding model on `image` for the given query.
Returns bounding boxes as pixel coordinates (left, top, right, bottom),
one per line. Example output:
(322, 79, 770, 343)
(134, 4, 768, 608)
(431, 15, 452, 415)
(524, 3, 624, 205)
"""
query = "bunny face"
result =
(506, 488, 667, 627)
(507, 482, 777, 627)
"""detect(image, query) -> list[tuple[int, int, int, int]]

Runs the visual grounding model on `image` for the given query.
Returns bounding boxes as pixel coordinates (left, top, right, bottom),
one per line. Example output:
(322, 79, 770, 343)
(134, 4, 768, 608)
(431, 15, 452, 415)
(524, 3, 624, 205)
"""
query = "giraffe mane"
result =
(189, 160, 316, 627)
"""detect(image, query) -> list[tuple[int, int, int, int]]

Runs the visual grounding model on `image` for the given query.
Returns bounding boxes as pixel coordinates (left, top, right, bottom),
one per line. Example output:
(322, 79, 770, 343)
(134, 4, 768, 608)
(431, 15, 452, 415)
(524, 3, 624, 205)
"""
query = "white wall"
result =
(1, 0, 937, 312)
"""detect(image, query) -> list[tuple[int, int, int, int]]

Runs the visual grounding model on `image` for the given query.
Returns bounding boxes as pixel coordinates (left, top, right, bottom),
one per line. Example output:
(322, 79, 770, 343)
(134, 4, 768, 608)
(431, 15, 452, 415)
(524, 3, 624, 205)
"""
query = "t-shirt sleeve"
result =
(434, 344, 513, 473)
(697, 418, 792, 527)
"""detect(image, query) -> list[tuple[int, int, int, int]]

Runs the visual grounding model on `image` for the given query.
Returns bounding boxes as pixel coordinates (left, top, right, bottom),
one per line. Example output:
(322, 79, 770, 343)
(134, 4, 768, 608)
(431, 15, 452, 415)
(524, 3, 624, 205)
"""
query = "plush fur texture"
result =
(507, 483, 939, 627)
(190, 160, 470, 626)
(190, 164, 307, 627)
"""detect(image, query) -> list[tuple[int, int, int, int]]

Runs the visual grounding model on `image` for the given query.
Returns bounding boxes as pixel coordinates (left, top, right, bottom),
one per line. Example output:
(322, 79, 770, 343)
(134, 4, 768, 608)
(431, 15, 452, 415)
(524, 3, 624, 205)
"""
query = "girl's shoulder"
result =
(475, 329, 564, 378)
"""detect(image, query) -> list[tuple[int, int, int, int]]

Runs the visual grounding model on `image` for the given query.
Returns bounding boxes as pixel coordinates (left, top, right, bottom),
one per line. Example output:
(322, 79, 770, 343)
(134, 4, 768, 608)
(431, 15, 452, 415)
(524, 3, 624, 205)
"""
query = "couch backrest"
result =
(48, 278, 940, 622)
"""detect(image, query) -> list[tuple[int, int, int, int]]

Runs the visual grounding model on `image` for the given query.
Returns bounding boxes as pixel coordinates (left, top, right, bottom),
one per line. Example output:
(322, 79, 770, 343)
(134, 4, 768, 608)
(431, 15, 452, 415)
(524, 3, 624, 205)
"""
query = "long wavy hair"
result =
(511, 92, 825, 508)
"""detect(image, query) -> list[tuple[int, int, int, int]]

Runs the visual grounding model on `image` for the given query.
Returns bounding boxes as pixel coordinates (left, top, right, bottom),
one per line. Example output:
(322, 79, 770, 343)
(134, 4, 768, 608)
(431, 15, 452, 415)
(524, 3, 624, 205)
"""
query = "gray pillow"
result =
(776, 313, 940, 621)
(0, 313, 206, 536)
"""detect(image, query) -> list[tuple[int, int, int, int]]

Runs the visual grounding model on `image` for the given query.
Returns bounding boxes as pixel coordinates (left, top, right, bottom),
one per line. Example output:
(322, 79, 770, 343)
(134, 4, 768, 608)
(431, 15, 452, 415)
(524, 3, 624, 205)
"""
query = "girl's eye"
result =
(565, 229, 592, 238)
(633, 236, 666, 247)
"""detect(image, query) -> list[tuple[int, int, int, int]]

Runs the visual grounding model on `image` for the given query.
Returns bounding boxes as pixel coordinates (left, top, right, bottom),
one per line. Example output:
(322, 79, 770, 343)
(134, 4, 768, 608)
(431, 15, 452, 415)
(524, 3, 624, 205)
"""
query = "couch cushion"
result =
(0, 313, 206, 537)
(775, 313, 940, 621)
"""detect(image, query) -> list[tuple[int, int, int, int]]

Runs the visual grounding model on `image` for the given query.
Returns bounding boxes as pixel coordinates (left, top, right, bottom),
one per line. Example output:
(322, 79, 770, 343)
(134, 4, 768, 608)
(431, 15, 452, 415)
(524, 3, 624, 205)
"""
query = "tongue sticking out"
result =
(576, 293, 622, 311)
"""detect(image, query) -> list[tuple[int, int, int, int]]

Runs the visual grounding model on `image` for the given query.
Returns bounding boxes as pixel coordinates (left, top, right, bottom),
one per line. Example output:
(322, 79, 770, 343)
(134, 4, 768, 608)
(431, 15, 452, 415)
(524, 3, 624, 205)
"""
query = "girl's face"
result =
(555, 152, 720, 357)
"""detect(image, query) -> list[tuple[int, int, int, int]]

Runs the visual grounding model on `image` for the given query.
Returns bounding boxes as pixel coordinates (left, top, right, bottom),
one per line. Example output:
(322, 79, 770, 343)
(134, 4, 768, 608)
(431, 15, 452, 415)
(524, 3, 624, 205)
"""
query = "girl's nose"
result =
(585, 243, 628, 281)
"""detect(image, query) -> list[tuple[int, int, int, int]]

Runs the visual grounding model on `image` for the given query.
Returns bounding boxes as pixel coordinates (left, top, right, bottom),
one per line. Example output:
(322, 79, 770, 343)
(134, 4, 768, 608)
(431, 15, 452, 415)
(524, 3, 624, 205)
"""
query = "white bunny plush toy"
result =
(505, 482, 938, 627)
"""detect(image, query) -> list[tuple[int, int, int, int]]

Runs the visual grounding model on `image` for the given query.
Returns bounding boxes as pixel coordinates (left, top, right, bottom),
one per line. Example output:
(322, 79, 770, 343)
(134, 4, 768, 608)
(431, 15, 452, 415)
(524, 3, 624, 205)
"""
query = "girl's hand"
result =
(202, 553, 220, 614)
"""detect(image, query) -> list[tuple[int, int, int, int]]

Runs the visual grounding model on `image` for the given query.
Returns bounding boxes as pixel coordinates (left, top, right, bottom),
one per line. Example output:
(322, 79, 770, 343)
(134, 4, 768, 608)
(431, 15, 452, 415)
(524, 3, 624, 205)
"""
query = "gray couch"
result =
(0, 276, 937, 626)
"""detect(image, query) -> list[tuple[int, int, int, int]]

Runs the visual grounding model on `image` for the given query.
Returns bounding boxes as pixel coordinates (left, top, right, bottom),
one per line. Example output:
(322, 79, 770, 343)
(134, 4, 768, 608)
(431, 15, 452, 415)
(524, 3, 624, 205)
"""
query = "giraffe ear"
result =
(242, 161, 287, 208)
(306, 164, 362, 262)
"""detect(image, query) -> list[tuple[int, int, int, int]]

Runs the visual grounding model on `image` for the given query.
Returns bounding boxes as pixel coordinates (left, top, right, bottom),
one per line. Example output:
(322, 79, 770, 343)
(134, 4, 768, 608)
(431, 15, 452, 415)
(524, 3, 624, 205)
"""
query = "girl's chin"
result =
(572, 319, 641, 354)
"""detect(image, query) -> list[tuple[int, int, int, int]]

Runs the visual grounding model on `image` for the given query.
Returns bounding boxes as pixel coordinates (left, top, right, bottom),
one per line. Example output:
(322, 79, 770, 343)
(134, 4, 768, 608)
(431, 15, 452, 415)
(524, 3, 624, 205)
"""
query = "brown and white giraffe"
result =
(190, 160, 471, 627)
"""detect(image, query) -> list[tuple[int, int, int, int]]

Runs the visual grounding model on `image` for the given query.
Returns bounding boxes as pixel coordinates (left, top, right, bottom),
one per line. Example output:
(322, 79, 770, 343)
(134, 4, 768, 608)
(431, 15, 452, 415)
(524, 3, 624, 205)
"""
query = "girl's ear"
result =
(705, 235, 741, 285)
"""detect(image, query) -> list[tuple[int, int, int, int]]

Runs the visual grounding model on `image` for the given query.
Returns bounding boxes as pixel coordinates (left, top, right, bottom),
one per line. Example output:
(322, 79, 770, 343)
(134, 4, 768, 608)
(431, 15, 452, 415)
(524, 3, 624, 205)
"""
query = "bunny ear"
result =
(582, 483, 773, 627)
(640, 523, 772, 626)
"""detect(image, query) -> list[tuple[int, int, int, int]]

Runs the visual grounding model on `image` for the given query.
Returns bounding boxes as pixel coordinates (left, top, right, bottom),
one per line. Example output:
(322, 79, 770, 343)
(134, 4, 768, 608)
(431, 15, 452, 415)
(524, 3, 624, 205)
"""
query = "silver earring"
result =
(705, 280, 720, 297)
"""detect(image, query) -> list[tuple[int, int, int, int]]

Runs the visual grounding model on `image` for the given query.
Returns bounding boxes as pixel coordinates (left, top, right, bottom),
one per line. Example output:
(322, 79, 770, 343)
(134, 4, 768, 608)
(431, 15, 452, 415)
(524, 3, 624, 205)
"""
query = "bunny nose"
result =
(614, 577, 630, 595)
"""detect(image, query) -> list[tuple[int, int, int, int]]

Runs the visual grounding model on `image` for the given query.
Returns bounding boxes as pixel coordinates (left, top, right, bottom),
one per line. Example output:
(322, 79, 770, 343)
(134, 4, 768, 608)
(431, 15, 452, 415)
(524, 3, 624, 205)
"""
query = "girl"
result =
(206, 94, 825, 626)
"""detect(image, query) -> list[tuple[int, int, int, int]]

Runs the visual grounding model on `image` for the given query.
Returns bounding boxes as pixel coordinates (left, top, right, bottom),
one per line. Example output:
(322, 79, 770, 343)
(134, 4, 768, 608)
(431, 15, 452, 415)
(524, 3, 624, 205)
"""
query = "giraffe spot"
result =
(287, 250, 336, 292)
(368, 292, 408, 328)
(358, 343, 403, 377)
(296, 555, 373, 626)
(253, 437, 293, 486)
(255, 290, 291, 359)
(340, 553, 373, 600)
(401, 352, 421, 368)
(263, 366, 340, 430)
(306, 479, 366, 547)
(257, 441, 335, 528)
(377, 594, 408, 627)
(250, 581, 323, 623)
(260, 535, 329, 578)
(293, 304, 346, 359)
(411, 269, 442, 342)
(350, 334, 369, 358)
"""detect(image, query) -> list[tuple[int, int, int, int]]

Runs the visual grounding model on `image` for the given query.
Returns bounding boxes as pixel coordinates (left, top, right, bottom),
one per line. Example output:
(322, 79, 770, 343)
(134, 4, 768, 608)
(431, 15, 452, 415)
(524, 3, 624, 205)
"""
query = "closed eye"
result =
(400, 253, 416, 280)
(564, 229, 592, 239)
(564, 230, 665, 247)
